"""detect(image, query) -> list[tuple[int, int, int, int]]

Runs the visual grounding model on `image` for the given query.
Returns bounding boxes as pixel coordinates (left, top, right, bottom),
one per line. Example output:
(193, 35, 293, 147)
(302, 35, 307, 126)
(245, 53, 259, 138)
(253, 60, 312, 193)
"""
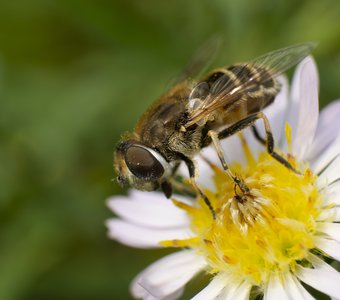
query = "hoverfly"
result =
(114, 43, 314, 219)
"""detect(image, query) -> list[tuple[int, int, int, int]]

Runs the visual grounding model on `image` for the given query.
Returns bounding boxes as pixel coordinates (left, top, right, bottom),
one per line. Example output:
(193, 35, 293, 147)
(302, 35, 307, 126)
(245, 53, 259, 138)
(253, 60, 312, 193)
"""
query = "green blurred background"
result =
(0, 0, 339, 299)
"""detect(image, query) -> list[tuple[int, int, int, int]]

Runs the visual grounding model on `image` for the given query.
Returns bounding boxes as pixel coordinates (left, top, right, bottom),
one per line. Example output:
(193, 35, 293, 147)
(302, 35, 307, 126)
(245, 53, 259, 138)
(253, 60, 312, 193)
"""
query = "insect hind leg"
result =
(252, 125, 266, 145)
(218, 112, 300, 174)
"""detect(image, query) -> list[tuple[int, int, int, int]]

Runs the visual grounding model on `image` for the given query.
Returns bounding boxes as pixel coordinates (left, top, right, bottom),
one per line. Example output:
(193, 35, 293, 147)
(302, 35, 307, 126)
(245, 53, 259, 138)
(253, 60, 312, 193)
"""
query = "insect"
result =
(114, 43, 314, 219)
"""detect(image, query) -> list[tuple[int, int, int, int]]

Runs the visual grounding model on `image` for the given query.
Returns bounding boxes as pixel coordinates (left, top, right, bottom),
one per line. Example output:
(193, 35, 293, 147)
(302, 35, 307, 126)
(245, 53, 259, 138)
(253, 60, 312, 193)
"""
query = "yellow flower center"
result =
(161, 129, 328, 286)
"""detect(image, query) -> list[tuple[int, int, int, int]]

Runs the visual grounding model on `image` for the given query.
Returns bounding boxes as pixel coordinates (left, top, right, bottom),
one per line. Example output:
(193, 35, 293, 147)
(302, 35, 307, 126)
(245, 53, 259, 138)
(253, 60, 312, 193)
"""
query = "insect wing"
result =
(173, 35, 223, 85)
(185, 42, 316, 127)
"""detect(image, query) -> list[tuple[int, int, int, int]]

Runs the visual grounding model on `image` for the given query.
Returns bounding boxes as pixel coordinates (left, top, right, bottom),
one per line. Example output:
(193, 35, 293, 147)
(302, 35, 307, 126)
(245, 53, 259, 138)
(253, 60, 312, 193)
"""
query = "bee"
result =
(114, 43, 314, 218)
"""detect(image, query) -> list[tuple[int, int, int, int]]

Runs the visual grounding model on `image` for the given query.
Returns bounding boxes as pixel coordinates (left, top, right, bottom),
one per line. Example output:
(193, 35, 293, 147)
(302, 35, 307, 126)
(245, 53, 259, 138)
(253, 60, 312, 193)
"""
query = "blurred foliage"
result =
(0, 0, 339, 299)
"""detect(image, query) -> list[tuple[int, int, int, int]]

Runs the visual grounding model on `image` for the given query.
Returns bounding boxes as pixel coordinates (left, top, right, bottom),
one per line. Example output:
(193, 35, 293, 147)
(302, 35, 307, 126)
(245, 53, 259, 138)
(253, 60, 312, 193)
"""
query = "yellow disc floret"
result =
(161, 132, 327, 287)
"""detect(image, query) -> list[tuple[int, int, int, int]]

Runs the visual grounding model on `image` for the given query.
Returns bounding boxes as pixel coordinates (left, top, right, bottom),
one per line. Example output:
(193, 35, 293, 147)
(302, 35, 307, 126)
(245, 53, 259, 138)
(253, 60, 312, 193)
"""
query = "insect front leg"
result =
(168, 178, 196, 198)
(166, 161, 196, 198)
(217, 112, 300, 173)
(177, 153, 216, 219)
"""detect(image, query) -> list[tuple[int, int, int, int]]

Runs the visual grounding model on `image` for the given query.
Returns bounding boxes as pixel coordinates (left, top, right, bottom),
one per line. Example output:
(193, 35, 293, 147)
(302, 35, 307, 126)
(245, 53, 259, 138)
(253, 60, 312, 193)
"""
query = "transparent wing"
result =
(184, 42, 316, 127)
(172, 35, 223, 85)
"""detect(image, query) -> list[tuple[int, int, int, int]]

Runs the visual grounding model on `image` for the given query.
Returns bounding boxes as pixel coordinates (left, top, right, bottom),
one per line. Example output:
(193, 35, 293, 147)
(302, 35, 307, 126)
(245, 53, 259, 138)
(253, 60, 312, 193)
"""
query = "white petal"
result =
(263, 273, 314, 300)
(331, 208, 340, 221)
(308, 252, 333, 269)
(130, 251, 194, 298)
(317, 207, 340, 222)
(267, 75, 290, 147)
(106, 219, 193, 248)
(142, 288, 184, 300)
(264, 275, 290, 300)
(288, 56, 319, 159)
(162, 289, 184, 300)
(296, 260, 340, 298)
(317, 155, 340, 188)
(311, 135, 340, 175)
(191, 273, 229, 300)
(326, 182, 340, 206)
(318, 222, 340, 243)
(220, 133, 247, 164)
(131, 250, 206, 299)
(225, 281, 252, 300)
(216, 285, 238, 300)
(192, 275, 251, 300)
(107, 191, 190, 228)
(308, 99, 340, 159)
(315, 236, 340, 261)
(195, 147, 218, 190)
(284, 272, 315, 300)
(236, 124, 263, 158)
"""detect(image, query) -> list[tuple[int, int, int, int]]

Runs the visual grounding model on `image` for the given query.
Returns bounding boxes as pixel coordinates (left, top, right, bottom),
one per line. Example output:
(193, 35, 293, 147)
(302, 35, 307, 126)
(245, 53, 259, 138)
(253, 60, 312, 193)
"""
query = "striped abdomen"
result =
(203, 64, 281, 119)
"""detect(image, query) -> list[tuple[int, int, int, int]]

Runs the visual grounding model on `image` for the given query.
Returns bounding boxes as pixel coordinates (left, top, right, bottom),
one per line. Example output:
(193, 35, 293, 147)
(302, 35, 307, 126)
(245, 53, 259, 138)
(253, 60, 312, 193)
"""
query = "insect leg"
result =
(251, 125, 266, 145)
(177, 153, 216, 219)
(208, 130, 250, 193)
(167, 161, 196, 197)
(168, 178, 196, 198)
(218, 112, 299, 173)
(257, 113, 300, 173)
(161, 181, 173, 198)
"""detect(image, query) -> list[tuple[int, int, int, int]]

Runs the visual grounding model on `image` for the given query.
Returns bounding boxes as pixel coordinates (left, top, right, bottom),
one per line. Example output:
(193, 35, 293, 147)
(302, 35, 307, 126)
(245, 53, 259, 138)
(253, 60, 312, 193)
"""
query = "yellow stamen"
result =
(171, 199, 196, 214)
(239, 133, 256, 167)
(285, 122, 293, 154)
(160, 237, 199, 248)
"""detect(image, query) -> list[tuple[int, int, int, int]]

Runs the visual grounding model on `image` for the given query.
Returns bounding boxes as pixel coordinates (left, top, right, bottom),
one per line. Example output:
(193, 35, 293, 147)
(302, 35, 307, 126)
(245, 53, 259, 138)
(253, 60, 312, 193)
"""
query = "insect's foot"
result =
(234, 177, 250, 194)
(271, 152, 302, 175)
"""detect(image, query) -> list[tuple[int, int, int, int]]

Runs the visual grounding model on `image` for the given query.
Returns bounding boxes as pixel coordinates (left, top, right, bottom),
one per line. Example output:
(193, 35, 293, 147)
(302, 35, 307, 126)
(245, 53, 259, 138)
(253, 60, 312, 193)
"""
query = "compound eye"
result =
(125, 145, 164, 180)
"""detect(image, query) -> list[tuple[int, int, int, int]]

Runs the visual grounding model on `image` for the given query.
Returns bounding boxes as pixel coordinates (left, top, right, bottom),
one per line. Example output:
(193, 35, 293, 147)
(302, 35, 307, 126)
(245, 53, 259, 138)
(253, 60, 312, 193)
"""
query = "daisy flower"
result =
(107, 56, 340, 300)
